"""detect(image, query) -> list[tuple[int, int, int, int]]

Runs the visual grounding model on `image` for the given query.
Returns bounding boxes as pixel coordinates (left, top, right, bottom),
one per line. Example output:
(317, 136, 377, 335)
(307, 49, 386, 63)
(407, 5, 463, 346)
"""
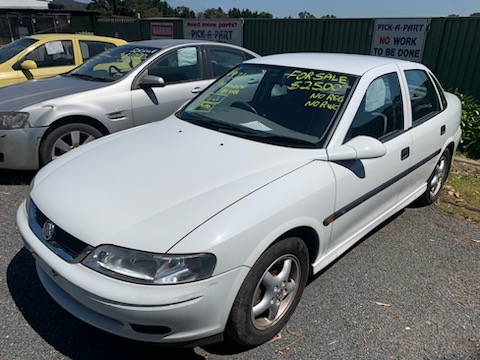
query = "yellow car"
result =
(0, 34, 126, 87)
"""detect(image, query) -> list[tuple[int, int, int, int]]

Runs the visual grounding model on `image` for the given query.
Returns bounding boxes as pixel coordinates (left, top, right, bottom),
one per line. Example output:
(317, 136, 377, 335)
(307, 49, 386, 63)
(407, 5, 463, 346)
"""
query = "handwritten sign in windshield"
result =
(285, 69, 353, 110)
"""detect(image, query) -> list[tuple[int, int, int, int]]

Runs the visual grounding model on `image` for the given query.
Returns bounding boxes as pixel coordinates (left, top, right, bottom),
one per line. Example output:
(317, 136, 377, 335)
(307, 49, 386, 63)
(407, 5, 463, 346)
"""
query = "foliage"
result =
(454, 90, 480, 159)
(198, 7, 228, 18)
(227, 7, 272, 18)
(298, 11, 316, 19)
(87, 0, 195, 18)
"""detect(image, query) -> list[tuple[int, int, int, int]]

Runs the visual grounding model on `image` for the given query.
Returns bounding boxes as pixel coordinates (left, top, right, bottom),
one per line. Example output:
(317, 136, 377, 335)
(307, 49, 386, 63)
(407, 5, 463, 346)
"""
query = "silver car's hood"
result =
(0, 75, 108, 111)
(31, 117, 321, 253)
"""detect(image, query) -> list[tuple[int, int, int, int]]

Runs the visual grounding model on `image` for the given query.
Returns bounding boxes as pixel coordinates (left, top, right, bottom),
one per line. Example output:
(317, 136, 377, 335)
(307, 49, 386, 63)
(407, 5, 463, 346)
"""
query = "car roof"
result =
(128, 39, 258, 54)
(245, 52, 424, 76)
(27, 34, 124, 42)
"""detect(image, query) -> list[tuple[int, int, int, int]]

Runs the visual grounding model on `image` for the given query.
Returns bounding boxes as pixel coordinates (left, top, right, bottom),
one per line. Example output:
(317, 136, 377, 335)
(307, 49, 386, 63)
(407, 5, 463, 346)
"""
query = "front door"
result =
(326, 70, 412, 251)
(131, 46, 211, 126)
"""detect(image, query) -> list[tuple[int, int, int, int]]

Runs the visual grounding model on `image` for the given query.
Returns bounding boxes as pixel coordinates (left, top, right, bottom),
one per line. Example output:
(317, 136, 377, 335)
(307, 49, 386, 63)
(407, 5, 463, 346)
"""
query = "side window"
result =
(208, 47, 249, 77)
(147, 47, 201, 84)
(24, 40, 74, 67)
(405, 70, 441, 124)
(346, 73, 404, 142)
(79, 41, 116, 61)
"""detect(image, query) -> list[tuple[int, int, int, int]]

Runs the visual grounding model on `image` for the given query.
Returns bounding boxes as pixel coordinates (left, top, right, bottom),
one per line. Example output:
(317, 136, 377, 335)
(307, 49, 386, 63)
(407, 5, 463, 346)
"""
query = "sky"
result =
(76, 0, 479, 18)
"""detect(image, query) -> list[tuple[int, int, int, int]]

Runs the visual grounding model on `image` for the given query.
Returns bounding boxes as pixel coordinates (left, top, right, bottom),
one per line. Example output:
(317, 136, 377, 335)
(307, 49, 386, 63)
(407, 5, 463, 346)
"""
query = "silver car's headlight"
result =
(82, 245, 216, 285)
(0, 112, 30, 129)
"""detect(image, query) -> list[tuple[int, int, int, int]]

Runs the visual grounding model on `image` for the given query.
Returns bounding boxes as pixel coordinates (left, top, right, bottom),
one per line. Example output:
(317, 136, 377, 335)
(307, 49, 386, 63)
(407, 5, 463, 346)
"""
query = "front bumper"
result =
(17, 200, 249, 345)
(0, 127, 46, 170)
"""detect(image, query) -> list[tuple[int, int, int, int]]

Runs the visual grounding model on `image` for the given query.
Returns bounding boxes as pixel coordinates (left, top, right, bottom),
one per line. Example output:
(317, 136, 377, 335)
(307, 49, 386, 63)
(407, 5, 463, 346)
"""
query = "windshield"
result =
(179, 64, 357, 148)
(67, 44, 160, 82)
(0, 38, 37, 64)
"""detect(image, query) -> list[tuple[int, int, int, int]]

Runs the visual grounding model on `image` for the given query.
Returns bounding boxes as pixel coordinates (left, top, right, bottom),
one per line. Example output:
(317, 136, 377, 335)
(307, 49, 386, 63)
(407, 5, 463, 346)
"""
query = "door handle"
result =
(191, 87, 204, 94)
(401, 147, 410, 160)
(440, 125, 446, 135)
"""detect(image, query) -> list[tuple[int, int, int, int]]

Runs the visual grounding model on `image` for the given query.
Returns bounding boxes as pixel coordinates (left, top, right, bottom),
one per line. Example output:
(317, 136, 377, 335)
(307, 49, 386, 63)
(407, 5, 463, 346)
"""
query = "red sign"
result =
(151, 23, 173, 39)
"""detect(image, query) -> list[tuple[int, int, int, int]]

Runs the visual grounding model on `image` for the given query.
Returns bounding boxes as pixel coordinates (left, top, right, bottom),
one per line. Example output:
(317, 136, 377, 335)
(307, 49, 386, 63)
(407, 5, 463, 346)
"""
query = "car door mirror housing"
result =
(20, 60, 38, 70)
(139, 75, 165, 88)
(327, 136, 387, 161)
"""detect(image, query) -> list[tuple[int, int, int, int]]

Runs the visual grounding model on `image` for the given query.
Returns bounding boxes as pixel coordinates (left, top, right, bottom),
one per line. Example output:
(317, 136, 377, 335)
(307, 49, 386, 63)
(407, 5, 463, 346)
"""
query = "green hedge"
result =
(453, 91, 480, 160)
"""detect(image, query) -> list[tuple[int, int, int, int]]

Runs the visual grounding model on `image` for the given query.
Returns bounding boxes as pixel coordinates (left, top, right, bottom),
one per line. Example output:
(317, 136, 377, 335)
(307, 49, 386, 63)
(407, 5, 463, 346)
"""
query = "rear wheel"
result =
(226, 237, 309, 347)
(416, 148, 452, 205)
(40, 123, 103, 165)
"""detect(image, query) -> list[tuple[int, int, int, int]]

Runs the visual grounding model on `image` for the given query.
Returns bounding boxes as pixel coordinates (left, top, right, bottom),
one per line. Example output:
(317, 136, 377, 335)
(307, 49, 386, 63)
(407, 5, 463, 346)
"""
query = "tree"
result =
(228, 8, 272, 18)
(174, 6, 195, 18)
(470, 12, 480, 17)
(199, 7, 228, 18)
(257, 11, 273, 19)
(321, 14, 336, 18)
(86, 0, 113, 15)
(298, 11, 315, 19)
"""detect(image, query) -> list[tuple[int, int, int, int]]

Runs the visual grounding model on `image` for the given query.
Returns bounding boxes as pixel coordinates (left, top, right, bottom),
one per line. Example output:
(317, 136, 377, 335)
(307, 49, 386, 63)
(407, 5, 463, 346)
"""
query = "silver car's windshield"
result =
(0, 38, 37, 64)
(180, 64, 357, 148)
(67, 44, 160, 82)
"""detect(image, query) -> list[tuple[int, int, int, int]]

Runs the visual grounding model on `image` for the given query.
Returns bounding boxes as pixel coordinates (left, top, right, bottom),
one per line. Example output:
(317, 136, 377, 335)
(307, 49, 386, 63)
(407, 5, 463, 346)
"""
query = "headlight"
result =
(82, 245, 216, 285)
(0, 112, 30, 129)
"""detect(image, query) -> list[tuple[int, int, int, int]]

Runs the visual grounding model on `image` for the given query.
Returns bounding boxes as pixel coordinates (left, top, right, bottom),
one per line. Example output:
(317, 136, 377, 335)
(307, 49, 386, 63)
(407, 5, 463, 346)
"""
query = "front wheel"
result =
(416, 148, 452, 206)
(40, 123, 103, 166)
(226, 237, 309, 347)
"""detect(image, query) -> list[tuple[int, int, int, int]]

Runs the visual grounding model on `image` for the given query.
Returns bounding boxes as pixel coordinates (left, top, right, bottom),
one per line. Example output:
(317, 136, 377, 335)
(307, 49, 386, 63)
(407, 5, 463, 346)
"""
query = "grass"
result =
(437, 155, 480, 222)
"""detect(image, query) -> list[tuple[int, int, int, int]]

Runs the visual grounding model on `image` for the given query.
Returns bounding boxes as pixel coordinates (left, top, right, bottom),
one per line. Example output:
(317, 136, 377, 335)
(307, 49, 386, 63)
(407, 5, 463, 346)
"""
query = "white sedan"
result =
(17, 53, 461, 347)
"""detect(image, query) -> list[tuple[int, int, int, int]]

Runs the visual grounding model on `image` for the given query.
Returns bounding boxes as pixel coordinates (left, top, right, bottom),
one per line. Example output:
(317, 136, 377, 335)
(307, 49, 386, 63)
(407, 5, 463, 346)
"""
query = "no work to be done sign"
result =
(371, 18, 430, 62)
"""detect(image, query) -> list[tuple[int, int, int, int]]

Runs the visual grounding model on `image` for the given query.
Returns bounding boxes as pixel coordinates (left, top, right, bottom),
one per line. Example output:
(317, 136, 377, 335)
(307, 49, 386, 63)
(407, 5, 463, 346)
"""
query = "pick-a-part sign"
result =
(371, 18, 429, 62)
(183, 19, 243, 46)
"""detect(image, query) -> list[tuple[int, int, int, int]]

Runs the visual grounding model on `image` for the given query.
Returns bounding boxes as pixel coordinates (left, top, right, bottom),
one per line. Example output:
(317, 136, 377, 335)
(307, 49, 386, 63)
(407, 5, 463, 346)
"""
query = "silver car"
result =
(0, 39, 259, 170)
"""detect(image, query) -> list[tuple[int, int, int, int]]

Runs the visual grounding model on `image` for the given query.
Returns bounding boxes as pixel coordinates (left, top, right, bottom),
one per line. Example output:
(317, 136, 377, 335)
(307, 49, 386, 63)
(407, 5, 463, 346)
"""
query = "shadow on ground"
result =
(1, 170, 36, 185)
(7, 248, 207, 359)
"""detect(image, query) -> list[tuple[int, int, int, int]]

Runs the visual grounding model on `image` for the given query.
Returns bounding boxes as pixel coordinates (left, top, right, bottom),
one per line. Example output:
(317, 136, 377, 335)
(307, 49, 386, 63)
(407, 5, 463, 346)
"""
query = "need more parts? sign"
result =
(371, 18, 430, 62)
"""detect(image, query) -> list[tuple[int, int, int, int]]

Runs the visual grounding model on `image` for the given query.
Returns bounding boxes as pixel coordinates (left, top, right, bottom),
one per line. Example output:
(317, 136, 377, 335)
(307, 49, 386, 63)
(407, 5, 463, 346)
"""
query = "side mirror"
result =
(20, 60, 38, 70)
(139, 75, 165, 88)
(327, 136, 387, 161)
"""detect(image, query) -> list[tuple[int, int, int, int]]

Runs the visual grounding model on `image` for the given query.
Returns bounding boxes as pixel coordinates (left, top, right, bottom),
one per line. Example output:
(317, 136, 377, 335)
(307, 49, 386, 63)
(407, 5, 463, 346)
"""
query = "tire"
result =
(226, 237, 309, 347)
(40, 123, 103, 165)
(416, 148, 452, 206)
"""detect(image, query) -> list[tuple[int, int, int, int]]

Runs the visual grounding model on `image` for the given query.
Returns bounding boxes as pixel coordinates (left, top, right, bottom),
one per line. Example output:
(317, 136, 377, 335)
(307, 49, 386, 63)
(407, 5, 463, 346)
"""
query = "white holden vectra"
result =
(17, 53, 461, 347)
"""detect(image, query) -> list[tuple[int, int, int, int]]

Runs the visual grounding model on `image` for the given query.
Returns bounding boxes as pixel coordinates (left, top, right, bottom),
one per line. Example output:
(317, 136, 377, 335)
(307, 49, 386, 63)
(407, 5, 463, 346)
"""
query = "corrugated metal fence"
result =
(93, 17, 480, 99)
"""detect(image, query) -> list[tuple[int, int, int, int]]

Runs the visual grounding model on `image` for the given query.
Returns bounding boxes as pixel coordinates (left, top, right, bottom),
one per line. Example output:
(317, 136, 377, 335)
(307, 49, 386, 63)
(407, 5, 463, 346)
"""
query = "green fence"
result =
(89, 16, 480, 99)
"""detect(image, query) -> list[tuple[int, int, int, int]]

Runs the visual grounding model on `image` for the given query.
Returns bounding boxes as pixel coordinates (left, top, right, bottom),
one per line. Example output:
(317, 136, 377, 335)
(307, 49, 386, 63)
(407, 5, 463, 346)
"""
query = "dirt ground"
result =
(438, 157, 480, 221)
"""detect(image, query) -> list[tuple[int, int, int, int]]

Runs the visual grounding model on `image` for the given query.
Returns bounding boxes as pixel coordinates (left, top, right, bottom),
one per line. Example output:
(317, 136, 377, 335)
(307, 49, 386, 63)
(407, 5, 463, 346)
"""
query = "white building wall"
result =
(0, 0, 52, 10)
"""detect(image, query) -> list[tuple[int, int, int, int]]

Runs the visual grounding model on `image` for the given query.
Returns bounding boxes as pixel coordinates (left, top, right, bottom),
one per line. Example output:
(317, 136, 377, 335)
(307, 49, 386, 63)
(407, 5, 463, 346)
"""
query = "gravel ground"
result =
(1, 170, 479, 359)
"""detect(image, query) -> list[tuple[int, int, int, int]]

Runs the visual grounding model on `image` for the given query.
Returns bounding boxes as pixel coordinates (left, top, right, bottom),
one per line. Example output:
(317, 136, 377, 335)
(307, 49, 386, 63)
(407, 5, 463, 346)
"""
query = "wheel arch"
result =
(267, 226, 320, 274)
(446, 141, 455, 161)
(38, 115, 110, 162)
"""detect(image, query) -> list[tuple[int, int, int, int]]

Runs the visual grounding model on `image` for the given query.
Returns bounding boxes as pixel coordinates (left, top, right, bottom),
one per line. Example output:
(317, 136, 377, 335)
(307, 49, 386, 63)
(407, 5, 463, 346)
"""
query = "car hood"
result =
(0, 75, 107, 111)
(31, 117, 321, 253)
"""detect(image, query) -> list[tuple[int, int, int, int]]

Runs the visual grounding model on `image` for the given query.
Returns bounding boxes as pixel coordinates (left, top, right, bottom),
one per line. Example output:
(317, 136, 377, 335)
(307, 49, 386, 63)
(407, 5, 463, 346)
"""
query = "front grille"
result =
(28, 199, 93, 263)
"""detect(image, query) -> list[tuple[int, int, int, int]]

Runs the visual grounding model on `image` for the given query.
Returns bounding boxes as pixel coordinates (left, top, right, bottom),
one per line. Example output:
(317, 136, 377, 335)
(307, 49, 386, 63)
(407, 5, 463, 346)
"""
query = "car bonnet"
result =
(0, 75, 107, 111)
(30, 117, 318, 254)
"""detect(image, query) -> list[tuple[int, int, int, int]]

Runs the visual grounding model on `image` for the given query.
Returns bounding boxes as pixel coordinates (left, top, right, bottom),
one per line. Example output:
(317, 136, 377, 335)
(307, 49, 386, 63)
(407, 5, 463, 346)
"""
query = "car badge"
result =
(42, 220, 56, 241)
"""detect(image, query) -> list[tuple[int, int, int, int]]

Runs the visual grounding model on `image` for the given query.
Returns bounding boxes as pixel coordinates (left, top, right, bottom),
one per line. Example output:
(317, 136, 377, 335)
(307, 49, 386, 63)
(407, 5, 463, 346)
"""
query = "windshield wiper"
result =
(181, 112, 318, 146)
(183, 114, 257, 135)
(67, 73, 113, 82)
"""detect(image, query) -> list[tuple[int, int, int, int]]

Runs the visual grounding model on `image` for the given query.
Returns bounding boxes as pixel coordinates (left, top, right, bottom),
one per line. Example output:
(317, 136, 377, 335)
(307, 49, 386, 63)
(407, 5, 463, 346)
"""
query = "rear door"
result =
(400, 68, 450, 195)
(204, 45, 257, 78)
